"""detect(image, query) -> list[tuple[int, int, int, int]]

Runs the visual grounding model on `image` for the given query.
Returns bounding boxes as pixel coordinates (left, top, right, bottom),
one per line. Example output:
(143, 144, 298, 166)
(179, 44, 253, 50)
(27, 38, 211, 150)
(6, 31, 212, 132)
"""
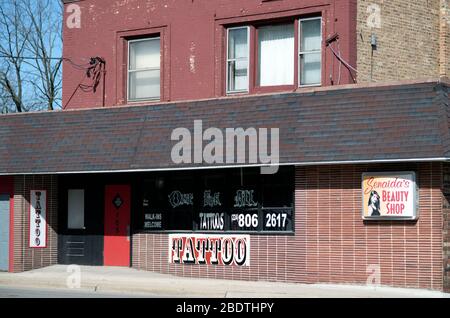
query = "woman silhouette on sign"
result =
(367, 190, 381, 216)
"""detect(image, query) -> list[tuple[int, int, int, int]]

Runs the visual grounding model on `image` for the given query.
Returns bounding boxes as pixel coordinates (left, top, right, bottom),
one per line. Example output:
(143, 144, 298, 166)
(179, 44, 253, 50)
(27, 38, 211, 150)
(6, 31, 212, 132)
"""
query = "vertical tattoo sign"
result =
(29, 190, 47, 248)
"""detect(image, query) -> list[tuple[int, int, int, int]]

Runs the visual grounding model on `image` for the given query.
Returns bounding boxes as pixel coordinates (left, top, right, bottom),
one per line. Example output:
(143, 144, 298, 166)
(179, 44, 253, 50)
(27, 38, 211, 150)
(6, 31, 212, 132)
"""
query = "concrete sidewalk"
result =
(0, 265, 449, 298)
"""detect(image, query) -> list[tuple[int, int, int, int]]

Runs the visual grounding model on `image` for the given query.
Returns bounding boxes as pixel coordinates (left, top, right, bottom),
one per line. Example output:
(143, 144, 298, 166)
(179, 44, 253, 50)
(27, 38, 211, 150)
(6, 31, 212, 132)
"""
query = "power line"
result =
(0, 53, 106, 109)
(0, 55, 63, 60)
(0, 55, 94, 70)
(62, 57, 106, 110)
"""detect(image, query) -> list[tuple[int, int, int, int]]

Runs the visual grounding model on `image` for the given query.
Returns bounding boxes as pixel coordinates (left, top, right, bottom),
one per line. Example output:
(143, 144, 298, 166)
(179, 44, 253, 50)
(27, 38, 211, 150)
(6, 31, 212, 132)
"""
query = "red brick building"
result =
(0, 0, 449, 293)
(62, 0, 357, 108)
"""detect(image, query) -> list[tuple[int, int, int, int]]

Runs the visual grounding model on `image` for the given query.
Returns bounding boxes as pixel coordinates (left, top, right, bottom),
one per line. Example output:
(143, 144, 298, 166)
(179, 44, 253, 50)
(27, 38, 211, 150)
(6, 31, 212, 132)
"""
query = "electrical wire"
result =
(0, 55, 94, 70)
(62, 57, 105, 109)
(62, 72, 87, 110)
(0, 54, 105, 109)
(327, 44, 357, 83)
(0, 55, 63, 60)
(63, 58, 94, 71)
(337, 39, 342, 85)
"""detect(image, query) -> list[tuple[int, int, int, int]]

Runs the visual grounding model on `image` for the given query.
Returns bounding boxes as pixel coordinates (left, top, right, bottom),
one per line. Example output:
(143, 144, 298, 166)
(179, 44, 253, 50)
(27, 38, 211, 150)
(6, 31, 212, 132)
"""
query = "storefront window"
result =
(141, 167, 294, 234)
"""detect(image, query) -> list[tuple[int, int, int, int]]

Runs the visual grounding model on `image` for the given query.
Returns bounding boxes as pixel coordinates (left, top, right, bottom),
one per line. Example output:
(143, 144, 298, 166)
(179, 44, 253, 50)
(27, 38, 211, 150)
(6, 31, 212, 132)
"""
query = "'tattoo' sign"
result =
(29, 190, 47, 248)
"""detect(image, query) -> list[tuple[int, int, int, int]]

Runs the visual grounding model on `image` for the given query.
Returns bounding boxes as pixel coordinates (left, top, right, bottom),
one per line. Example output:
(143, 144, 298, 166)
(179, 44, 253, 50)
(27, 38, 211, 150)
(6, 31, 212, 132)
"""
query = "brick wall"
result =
(440, 0, 450, 77)
(357, 0, 445, 82)
(12, 175, 58, 272)
(132, 163, 444, 290)
(442, 163, 450, 292)
(62, 0, 357, 108)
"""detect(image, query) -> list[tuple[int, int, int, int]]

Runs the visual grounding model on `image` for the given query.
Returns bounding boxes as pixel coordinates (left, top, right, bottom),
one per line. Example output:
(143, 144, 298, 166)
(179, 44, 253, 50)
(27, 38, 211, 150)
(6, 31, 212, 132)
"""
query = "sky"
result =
(0, 0, 63, 112)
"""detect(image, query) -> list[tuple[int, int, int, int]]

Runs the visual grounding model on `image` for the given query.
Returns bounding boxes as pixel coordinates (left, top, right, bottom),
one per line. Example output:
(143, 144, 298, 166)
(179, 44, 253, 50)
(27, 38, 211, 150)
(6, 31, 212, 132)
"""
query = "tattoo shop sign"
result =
(169, 234, 250, 266)
(29, 190, 47, 248)
(362, 172, 418, 220)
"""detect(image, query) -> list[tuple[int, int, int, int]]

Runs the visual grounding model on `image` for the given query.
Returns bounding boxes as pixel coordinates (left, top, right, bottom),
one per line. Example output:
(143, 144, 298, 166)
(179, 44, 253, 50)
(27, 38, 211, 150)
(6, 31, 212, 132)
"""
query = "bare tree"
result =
(24, 0, 63, 111)
(0, 84, 13, 114)
(0, 1, 29, 112)
(0, 0, 62, 113)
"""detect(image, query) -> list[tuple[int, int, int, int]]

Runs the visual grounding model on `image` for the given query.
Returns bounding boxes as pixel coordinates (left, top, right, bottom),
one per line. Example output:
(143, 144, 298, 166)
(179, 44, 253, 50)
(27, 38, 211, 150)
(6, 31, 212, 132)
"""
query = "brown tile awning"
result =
(0, 79, 449, 174)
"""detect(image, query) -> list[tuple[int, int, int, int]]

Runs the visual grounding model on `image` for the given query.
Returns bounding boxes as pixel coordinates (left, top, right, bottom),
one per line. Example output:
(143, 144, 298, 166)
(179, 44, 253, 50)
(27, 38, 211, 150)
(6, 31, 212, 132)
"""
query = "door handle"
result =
(126, 225, 130, 241)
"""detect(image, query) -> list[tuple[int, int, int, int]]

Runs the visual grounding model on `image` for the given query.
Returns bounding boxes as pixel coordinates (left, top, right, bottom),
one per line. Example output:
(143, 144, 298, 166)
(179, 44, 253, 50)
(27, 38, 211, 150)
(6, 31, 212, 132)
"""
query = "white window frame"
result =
(127, 37, 161, 102)
(226, 26, 250, 94)
(298, 17, 322, 87)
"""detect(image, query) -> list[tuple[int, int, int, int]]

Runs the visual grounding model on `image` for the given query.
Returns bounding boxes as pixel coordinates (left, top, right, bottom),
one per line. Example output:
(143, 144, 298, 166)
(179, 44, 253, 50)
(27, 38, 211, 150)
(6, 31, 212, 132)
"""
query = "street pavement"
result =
(0, 265, 449, 298)
(0, 285, 167, 298)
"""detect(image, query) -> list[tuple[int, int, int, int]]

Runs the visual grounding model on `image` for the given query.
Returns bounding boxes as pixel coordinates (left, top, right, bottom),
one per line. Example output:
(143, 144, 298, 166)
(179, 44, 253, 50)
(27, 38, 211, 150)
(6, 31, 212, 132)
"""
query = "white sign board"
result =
(362, 172, 418, 220)
(169, 234, 250, 266)
(29, 190, 47, 248)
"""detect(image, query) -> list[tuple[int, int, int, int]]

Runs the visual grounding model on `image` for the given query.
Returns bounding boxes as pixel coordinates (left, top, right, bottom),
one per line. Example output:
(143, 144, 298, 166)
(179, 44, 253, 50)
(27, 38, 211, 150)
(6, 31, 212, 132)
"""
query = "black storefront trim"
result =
(136, 230, 296, 236)
(139, 166, 295, 234)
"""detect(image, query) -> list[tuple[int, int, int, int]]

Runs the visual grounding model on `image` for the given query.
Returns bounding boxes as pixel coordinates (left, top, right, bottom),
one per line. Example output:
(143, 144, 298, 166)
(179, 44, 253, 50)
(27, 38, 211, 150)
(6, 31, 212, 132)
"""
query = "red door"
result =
(104, 185, 130, 266)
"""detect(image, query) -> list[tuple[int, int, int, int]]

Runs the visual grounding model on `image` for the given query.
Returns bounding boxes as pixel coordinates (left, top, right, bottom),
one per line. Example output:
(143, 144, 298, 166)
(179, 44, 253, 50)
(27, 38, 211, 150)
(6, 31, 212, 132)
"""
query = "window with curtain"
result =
(299, 18, 322, 86)
(227, 27, 249, 93)
(257, 24, 294, 86)
(128, 38, 160, 101)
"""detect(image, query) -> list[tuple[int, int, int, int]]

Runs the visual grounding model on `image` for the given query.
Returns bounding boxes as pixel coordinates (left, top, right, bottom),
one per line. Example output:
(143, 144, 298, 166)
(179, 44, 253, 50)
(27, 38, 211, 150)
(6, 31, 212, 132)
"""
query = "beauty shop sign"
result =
(362, 172, 418, 220)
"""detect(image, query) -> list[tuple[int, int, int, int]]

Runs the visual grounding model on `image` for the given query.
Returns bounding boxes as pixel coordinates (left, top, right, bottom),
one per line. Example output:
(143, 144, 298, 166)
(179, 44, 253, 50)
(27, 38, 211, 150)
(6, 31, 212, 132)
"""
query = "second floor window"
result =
(226, 27, 249, 93)
(128, 38, 160, 101)
(299, 17, 322, 86)
(226, 16, 322, 94)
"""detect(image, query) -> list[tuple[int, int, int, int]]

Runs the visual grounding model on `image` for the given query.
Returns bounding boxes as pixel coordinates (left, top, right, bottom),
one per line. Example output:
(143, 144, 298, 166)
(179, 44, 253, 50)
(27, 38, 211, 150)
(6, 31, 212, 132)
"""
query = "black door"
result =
(58, 175, 104, 265)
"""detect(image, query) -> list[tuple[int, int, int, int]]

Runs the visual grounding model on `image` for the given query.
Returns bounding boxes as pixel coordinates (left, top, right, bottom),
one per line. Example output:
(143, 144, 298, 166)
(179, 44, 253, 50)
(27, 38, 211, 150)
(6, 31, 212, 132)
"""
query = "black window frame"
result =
(138, 166, 295, 235)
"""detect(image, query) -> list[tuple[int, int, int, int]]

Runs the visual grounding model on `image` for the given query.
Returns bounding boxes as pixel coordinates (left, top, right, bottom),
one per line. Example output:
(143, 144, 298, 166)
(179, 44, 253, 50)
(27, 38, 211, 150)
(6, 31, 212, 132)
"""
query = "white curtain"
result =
(130, 39, 160, 70)
(258, 24, 294, 86)
(129, 70, 160, 100)
(300, 19, 322, 85)
(300, 19, 321, 52)
(129, 39, 160, 100)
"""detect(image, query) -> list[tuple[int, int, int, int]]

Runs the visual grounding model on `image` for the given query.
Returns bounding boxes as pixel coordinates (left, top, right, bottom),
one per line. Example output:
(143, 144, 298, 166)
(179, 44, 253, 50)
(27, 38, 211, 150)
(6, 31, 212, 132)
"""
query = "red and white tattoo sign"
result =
(169, 234, 250, 266)
(29, 190, 47, 248)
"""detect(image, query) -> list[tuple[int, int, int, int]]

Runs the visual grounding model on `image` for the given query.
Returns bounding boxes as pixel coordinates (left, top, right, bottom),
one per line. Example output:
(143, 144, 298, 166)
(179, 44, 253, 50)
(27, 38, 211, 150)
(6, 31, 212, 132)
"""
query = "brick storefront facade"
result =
(442, 164, 450, 292)
(12, 175, 58, 272)
(3, 162, 448, 290)
(132, 163, 444, 290)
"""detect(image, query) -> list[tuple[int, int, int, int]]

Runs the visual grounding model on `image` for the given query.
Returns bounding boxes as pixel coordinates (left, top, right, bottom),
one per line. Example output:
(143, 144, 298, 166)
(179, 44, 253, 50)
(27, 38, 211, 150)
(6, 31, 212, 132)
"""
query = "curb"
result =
(1, 271, 449, 298)
(0, 276, 232, 297)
